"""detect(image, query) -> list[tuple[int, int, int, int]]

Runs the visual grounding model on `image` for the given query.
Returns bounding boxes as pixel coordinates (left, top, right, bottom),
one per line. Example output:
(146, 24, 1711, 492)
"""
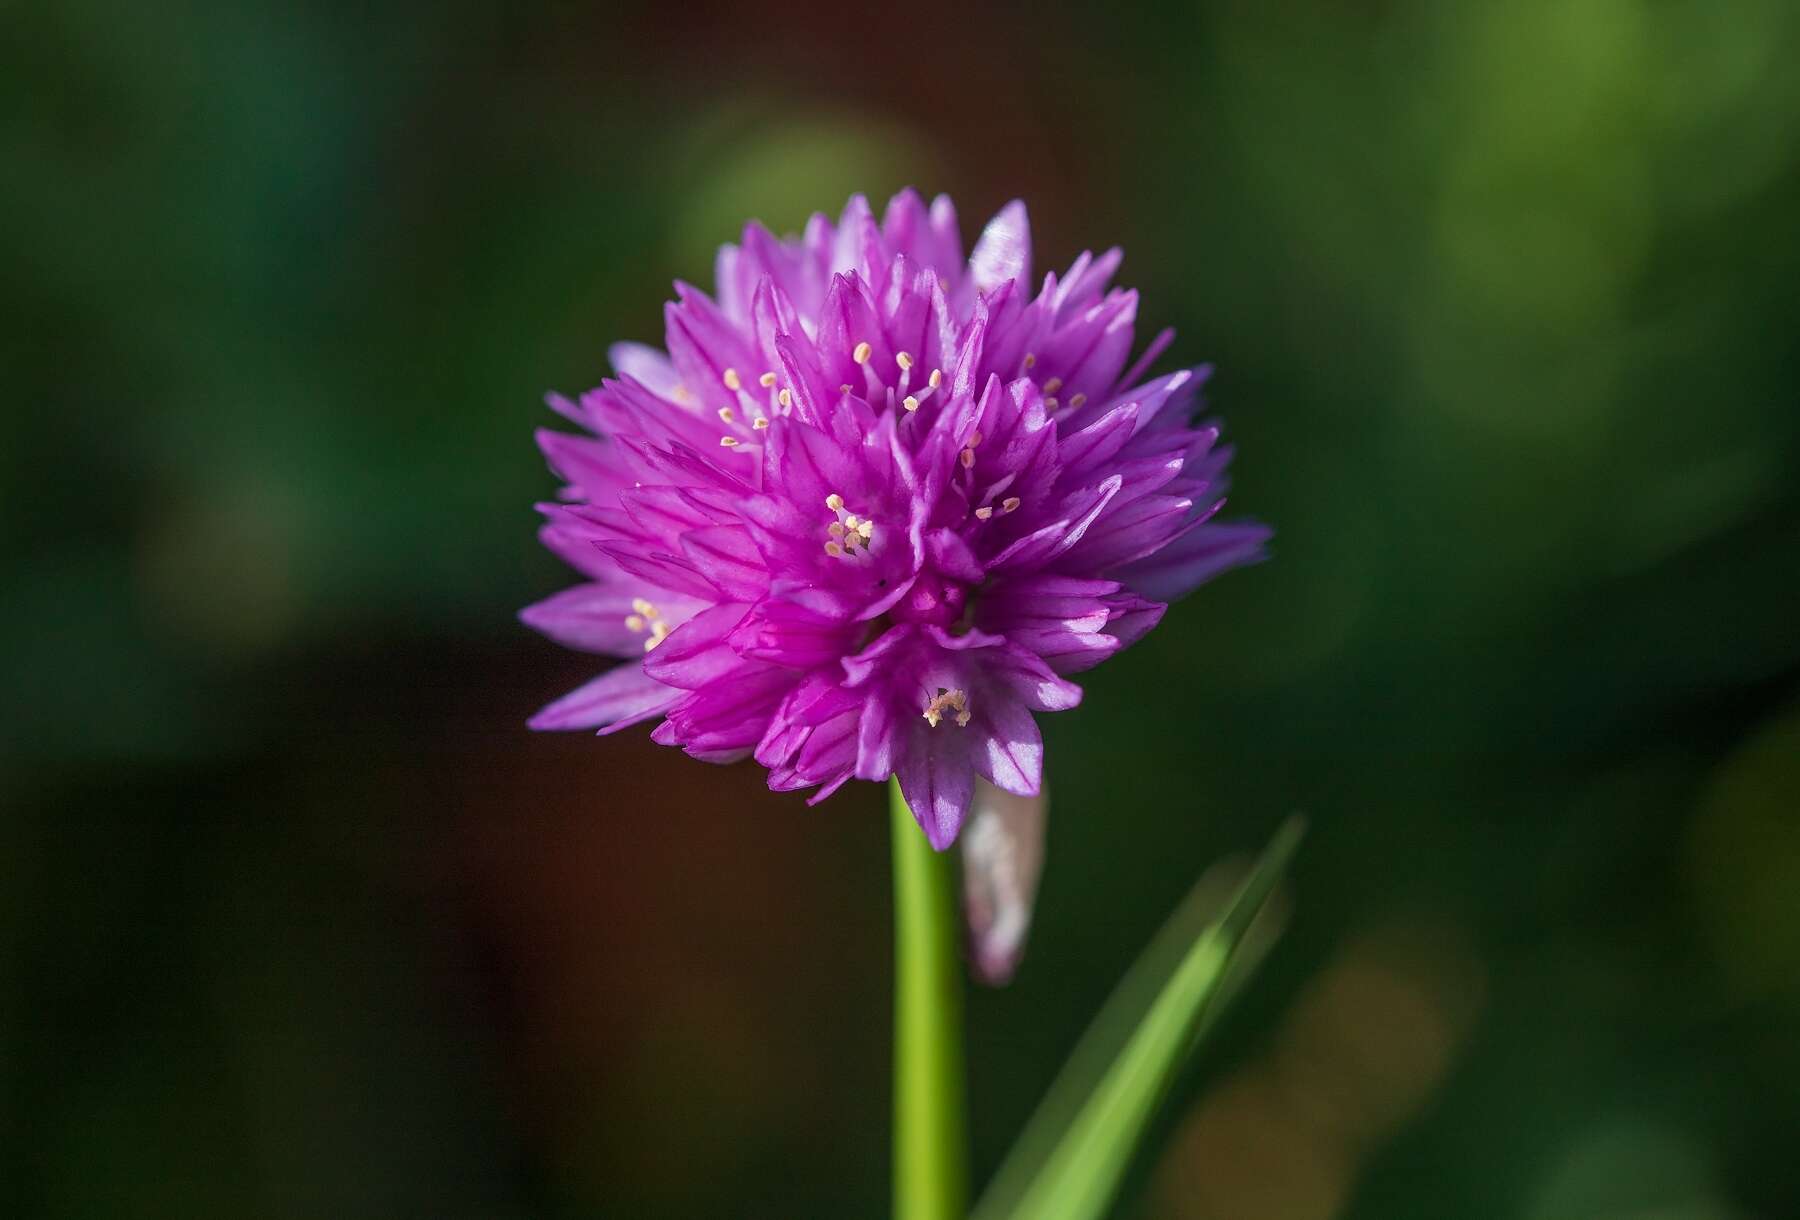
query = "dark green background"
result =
(7, 2, 1799, 1216)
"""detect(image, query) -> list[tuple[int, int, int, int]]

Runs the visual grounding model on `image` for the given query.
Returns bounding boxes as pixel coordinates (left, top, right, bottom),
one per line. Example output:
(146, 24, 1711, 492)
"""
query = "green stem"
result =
(891, 778, 969, 1220)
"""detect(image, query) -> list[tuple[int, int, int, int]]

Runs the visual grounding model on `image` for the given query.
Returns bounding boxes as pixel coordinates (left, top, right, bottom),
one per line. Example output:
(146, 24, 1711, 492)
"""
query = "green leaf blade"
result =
(975, 816, 1306, 1220)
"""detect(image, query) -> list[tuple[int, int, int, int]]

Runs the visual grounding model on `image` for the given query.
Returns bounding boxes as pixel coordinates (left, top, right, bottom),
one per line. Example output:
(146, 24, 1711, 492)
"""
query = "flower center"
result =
(890, 570, 968, 628)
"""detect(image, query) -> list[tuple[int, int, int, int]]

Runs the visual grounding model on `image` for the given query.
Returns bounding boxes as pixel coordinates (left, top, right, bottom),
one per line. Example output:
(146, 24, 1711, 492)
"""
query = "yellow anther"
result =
(628, 601, 674, 652)
(1022, 352, 1037, 369)
(960, 448, 976, 469)
(928, 369, 943, 388)
(758, 371, 779, 387)
(903, 396, 920, 412)
(778, 388, 794, 408)
(723, 368, 742, 391)
(718, 406, 735, 424)
(823, 493, 874, 555)
(896, 351, 914, 370)
(1001, 496, 1021, 513)
(852, 341, 872, 364)
(720, 436, 739, 447)
(1042, 376, 1063, 393)
(1068, 392, 1087, 409)
(752, 417, 770, 430)
(923, 688, 971, 729)
(974, 506, 994, 520)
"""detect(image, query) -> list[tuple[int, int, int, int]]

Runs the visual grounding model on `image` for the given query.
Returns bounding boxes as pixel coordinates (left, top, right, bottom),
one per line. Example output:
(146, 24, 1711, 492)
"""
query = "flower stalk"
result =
(891, 778, 969, 1220)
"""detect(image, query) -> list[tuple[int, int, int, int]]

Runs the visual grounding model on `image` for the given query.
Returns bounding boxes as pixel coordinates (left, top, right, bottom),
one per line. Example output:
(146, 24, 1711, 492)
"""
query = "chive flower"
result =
(523, 192, 1267, 848)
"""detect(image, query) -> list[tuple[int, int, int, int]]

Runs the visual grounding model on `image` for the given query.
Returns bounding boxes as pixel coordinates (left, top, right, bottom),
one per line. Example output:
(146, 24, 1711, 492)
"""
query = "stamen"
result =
(974, 506, 994, 520)
(1001, 496, 1021, 513)
(752, 417, 770, 430)
(905, 367, 945, 412)
(626, 599, 672, 651)
(1068, 392, 1087, 409)
(896, 351, 914, 370)
(722, 368, 742, 391)
(823, 493, 876, 556)
(778, 388, 794, 409)
(673, 384, 693, 403)
(718, 406, 735, 424)
(1044, 397, 1059, 411)
(852, 341, 872, 365)
(922, 688, 971, 729)
(719, 436, 739, 447)
(960, 448, 976, 469)
(1041, 376, 1063, 393)
(758, 371, 778, 388)
(1021, 352, 1037, 372)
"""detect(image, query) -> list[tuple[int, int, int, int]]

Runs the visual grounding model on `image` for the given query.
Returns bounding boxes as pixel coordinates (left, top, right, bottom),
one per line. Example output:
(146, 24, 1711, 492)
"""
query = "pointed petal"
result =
(898, 720, 976, 849)
(519, 581, 704, 656)
(971, 693, 1044, 797)
(970, 199, 1032, 295)
(608, 342, 681, 398)
(527, 663, 677, 733)
(1115, 521, 1272, 601)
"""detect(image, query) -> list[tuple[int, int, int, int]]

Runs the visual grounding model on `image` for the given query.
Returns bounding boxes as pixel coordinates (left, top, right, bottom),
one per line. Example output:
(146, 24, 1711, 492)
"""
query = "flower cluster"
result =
(523, 192, 1268, 847)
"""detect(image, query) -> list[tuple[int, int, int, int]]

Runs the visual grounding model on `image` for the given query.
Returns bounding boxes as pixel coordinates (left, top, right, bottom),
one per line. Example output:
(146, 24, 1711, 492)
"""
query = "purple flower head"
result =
(523, 192, 1269, 849)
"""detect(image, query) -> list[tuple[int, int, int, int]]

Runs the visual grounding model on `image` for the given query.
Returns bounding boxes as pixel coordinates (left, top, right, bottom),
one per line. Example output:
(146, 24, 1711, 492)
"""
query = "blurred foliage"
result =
(5, 0, 1798, 1217)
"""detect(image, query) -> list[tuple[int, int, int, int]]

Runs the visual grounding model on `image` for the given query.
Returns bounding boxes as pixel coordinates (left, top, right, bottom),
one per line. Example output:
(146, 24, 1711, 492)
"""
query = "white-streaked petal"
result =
(969, 200, 1032, 295)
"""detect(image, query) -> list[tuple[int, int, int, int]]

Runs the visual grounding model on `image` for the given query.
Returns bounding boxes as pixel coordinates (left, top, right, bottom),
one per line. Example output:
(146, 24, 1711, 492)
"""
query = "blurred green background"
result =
(6, 1, 1799, 1216)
